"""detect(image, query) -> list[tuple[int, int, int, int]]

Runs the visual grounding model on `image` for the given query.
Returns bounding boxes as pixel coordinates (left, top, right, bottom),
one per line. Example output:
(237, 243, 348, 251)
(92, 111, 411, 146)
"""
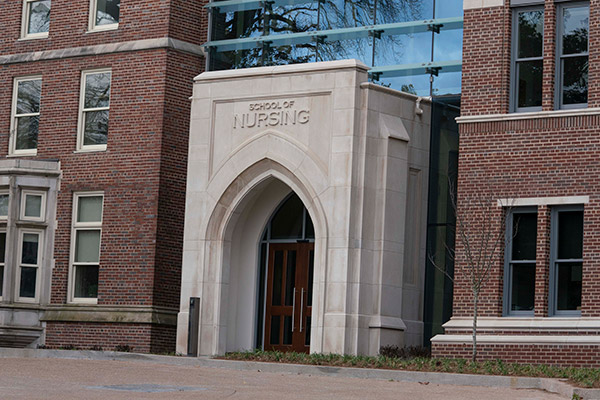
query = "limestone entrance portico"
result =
(177, 60, 432, 356)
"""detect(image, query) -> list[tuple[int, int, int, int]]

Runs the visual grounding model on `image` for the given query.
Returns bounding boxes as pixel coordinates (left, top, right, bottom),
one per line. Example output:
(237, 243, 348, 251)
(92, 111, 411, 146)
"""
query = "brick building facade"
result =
(431, 0, 600, 366)
(0, 0, 206, 352)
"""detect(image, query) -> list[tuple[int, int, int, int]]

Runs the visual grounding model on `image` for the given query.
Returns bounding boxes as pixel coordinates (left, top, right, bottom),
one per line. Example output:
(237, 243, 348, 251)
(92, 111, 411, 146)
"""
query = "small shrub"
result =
(59, 344, 77, 350)
(114, 344, 133, 352)
(379, 345, 431, 359)
(90, 345, 103, 351)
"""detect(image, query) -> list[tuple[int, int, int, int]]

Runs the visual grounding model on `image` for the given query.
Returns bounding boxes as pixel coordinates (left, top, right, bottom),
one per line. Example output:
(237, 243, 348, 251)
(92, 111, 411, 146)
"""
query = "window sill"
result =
(18, 34, 49, 41)
(7, 151, 38, 158)
(69, 298, 99, 305)
(74, 147, 107, 154)
(86, 23, 119, 34)
(457, 107, 600, 124)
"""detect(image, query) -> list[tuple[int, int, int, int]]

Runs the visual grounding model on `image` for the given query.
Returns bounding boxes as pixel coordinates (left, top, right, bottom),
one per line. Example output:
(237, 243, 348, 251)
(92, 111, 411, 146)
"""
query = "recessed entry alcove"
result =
(178, 60, 432, 356)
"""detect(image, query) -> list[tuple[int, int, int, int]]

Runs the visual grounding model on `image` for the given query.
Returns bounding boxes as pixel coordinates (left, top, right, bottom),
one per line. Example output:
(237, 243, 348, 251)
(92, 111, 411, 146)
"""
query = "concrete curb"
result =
(1, 349, 599, 399)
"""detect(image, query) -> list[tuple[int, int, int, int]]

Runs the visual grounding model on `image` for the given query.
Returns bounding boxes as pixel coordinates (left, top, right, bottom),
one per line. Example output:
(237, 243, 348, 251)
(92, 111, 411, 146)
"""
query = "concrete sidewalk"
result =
(0, 349, 597, 399)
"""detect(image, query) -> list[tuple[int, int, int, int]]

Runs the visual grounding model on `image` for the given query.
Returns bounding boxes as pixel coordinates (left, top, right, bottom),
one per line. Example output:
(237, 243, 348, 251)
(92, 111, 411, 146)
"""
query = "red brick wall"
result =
(460, 4, 511, 116)
(152, 49, 204, 309)
(45, 321, 176, 353)
(432, 343, 600, 367)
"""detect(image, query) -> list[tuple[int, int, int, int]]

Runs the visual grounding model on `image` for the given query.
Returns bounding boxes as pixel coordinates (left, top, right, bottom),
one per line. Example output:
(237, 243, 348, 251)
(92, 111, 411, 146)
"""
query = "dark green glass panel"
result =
(283, 316, 293, 345)
(558, 210, 583, 260)
(517, 10, 543, 58)
(517, 60, 543, 108)
(272, 250, 283, 306)
(19, 267, 37, 298)
(512, 212, 537, 261)
(74, 265, 99, 298)
(284, 251, 296, 306)
(511, 263, 535, 311)
(270, 316, 280, 345)
(22, 234, 39, 265)
(562, 56, 588, 105)
(556, 262, 582, 311)
(0, 232, 5, 262)
(562, 6, 588, 55)
(271, 195, 303, 240)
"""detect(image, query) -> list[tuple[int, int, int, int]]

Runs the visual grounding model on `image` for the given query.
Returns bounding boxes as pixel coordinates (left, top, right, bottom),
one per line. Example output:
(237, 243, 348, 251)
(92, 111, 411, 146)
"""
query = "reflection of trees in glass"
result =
(561, 7, 588, 105)
(15, 79, 42, 151)
(211, 0, 425, 69)
(517, 10, 543, 58)
(83, 73, 111, 145)
(28, 0, 51, 34)
(96, 0, 120, 25)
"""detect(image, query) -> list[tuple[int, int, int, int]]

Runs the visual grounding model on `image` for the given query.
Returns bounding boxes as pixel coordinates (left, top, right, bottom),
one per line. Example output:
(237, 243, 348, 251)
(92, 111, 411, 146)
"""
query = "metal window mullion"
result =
(83, 106, 110, 113)
(15, 112, 40, 119)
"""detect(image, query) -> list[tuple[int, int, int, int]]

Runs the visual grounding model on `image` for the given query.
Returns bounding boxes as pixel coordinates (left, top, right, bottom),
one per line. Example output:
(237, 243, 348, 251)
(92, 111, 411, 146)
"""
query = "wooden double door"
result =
(264, 242, 314, 353)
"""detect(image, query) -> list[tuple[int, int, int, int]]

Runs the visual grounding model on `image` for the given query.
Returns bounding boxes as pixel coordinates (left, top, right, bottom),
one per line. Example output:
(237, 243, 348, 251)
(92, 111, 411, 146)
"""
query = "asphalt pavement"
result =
(0, 357, 565, 399)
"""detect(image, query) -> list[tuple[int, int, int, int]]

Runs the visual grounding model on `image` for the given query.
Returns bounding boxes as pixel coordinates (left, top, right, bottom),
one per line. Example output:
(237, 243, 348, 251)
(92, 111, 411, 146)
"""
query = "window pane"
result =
(15, 116, 39, 151)
(270, 315, 280, 345)
(511, 263, 535, 311)
(321, 0, 375, 29)
(84, 73, 111, 109)
(211, 9, 264, 41)
(77, 196, 103, 223)
(0, 232, 5, 262)
(83, 110, 109, 145)
(270, 3, 318, 35)
(518, 10, 543, 58)
(562, 56, 588, 106)
(19, 267, 37, 298)
(0, 195, 8, 217)
(27, 0, 51, 35)
(517, 60, 543, 108)
(512, 212, 537, 260)
(556, 262, 582, 311)
(558, 210, 583, 259)
(376, 0, 432, 24)
(17, 79, 41, 114)
(96, 0, 120, 26)
(283, 315, 293, 345)
(22, 233, 39, 265)
(24, 194, 42, 218)
(562, 6, 588, 55)
(74, 265, 99, 298)
(272, 250, 283, 306)
(75, 230, 101, 263)
(0, 266, 3, 297)
(271, 195, 304, 240)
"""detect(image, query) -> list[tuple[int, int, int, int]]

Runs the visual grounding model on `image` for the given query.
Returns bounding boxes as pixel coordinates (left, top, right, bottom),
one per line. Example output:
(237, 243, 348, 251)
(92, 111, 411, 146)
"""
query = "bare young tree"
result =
(430, 182, 513, 362)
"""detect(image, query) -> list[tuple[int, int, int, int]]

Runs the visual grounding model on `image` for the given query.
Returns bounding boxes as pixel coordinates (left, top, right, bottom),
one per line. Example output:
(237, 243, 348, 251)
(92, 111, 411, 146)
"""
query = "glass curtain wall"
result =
(208, 0, 463, 96)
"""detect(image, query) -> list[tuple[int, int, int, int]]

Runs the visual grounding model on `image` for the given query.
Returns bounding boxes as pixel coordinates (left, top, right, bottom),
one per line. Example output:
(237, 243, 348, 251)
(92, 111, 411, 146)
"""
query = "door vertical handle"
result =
(300, 288, 304, 332)
(292, 288, 296, 332)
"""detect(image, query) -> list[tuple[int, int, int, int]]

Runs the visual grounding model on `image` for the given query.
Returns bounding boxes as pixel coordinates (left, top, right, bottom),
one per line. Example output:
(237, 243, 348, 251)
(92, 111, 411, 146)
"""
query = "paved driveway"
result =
(0, 358, 565, 399)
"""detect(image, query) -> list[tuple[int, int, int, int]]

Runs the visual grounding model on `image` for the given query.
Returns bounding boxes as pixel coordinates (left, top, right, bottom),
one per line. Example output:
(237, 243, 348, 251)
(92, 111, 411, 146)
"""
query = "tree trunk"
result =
(472, 290, 478, 363)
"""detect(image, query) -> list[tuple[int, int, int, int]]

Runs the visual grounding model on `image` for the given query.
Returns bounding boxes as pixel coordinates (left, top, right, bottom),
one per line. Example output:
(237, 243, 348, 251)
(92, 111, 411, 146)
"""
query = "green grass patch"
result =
(219, 350, 600, 389)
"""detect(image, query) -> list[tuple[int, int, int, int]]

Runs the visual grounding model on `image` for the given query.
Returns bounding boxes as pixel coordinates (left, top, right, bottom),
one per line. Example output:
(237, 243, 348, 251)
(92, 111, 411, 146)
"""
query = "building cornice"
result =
(457, 108, 600, 124)
(0, 38, 205, 65)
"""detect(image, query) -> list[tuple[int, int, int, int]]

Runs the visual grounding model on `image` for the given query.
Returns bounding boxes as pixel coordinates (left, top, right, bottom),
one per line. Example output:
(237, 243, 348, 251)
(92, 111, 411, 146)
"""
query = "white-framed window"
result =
(10, 76, 42, 156)
(77, 70, 112, 152)
(21, 0, 51, 39)
(69, 192, 103, 303)
(0, 191, 8, 221)
(16, 229, 43, 303)
(0, 229, 6, 300)
(20, 190, 46, 222)
(89, 0, 120, 32)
